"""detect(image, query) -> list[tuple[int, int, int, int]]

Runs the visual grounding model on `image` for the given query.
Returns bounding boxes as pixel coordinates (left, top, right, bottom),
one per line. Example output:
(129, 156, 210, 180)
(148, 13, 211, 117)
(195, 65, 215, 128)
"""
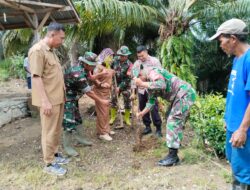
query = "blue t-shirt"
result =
(225, 49, 250, 136)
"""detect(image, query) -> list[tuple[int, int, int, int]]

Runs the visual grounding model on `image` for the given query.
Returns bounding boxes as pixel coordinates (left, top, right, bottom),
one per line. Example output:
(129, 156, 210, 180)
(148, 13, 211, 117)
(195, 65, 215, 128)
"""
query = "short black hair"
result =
(136, 45, 147, 53)
(221, 33, 248, 42)
(221, 27, 249, 43)
(47, 22, 65, 32)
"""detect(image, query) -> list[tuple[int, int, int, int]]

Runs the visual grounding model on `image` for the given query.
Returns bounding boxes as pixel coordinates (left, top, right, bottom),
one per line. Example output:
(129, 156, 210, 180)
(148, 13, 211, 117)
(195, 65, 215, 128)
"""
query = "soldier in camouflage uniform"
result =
(110, 46, 133, 127)
(63, 52, 109, 156)
(134, 66, 196, 166)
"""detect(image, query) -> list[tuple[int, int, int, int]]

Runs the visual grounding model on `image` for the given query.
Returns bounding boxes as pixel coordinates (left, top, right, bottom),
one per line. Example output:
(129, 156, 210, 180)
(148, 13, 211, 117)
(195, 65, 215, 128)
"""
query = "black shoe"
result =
(158, 148, 180, 167)
(155, 130, 163, 138)
(142, 126, 152, 135)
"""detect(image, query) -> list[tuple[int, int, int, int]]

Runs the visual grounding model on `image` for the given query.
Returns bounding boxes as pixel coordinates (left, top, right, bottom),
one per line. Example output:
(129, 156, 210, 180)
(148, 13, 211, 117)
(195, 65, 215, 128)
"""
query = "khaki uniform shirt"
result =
(28, 40, 65, 107)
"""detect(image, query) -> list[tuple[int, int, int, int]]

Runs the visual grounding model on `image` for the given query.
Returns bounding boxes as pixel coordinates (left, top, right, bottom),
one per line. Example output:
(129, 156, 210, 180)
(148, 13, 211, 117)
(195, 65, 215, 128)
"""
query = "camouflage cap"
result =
(78, 52, 97, 66)
(117, 46, 132, 56)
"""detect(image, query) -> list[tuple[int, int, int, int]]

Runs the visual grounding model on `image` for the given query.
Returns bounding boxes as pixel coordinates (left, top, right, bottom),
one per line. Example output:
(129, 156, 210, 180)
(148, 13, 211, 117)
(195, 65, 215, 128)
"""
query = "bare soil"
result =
(0, 80, 231, 190)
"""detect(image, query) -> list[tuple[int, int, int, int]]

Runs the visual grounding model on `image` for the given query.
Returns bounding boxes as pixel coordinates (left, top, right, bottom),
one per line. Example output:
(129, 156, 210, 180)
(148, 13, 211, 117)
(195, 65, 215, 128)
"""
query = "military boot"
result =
(158, 148, 180, 167)
(74, 125, 92, 146)
(142, 125, 152, 135)
(124, 109, 131, 126)
(63, 131, 79, 157)
(155, 125, 163, 138)
(109, 108, 117, 125)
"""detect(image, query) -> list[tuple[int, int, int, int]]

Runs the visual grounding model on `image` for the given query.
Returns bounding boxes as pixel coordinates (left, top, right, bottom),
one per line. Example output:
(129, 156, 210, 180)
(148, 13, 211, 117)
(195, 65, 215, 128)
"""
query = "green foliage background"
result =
(189, 94, 226, 156)
(0, 54, 26, 81)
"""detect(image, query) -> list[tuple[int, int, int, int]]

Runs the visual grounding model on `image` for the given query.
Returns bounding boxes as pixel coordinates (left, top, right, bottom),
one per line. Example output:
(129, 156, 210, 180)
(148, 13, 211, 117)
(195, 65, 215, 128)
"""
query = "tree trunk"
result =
(69, 37, 78, 66)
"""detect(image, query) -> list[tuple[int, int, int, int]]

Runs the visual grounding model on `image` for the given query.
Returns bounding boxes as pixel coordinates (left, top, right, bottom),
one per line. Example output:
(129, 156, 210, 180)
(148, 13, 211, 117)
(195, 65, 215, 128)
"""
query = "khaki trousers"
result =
(93, 88, 111, 135)
(40, 103, 64, 164)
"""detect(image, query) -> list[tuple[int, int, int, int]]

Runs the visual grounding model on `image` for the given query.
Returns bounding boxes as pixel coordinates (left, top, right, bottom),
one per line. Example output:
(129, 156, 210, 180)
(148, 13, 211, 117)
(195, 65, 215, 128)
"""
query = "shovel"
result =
(132, 88, 144, 151)
(113, 75, 124, 129)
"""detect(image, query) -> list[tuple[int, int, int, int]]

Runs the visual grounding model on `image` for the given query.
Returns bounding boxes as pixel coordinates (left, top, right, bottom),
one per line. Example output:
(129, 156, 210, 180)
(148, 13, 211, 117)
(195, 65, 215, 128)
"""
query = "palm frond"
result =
(159, 0, 197, 40)
(196, 0, 250, 40)
(70, 0, 157, 41)
(2, 29, 32, 57)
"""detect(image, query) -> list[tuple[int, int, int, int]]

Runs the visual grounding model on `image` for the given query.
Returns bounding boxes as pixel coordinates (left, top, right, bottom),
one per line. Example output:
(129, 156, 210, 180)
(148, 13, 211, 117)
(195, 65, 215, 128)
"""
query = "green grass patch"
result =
(152, 141, 167, 158)
(181, 147, 206, 164)
(0, 69, 10, 81)
(219, 169, 232, 183)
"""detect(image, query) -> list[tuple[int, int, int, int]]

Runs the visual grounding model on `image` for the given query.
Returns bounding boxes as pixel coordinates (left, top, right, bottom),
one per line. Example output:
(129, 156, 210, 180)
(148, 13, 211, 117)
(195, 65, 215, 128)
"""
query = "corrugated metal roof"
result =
(0, 0, 80, 30)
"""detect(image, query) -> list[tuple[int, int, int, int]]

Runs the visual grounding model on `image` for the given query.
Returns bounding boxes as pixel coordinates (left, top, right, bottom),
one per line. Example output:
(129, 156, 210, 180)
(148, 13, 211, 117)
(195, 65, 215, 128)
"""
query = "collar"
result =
(41, 40, 53, 52)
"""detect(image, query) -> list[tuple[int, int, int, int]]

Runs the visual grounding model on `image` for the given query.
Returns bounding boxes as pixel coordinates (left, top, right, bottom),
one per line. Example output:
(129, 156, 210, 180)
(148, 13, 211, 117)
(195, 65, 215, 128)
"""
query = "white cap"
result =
(209, 18, 248, 41)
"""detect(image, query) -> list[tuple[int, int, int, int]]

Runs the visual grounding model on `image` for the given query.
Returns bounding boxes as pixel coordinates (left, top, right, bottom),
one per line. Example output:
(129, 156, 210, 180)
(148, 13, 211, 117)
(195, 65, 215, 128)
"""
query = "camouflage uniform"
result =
(111, 56, 132, 109)
(131, 56, 163, 131)
(144, 68, 196, 149)
(63, 64, 92, 131)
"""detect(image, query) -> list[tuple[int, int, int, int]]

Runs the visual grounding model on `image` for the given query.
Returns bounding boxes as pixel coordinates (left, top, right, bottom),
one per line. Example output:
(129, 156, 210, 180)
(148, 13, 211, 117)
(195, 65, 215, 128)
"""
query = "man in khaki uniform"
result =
(29, 22, 68, 176)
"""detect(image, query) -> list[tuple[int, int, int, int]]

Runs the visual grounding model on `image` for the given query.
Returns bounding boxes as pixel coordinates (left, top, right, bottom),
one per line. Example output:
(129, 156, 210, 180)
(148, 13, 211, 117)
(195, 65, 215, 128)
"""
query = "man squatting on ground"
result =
(109, 46, 133, 128)
(131, 45, 163, 137)
(63, 52, 109, 157)
(134, 66, 196, 166)
(29, 22, 69, 176)
(209, 18, 250, 189)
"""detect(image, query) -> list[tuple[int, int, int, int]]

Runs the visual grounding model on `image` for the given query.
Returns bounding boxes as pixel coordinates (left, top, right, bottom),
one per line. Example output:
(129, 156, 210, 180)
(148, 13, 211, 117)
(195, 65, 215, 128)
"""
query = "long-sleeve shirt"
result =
(145, 68, 195, 110)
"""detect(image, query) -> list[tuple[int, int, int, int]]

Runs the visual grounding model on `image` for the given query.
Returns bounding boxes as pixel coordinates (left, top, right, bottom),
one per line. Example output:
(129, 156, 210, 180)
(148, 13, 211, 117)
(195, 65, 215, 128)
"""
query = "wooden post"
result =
(32, 14, 40, 44)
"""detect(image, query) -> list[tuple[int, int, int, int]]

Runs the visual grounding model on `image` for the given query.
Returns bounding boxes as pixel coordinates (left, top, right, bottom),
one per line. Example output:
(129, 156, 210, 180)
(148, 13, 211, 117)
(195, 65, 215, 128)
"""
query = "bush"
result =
(189, 94, 226, 157)
(0, 69, 10, 81)
(0, 54, 26, 80)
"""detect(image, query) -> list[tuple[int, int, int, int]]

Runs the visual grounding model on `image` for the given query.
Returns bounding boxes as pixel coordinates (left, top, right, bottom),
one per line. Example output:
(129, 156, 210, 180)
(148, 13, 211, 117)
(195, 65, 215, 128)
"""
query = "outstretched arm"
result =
(137, 96, 156, 119)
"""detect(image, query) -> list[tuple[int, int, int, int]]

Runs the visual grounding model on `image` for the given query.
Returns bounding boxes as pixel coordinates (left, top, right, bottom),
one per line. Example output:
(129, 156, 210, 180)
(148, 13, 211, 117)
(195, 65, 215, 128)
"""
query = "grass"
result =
(220, 169, 232, 183)
(181, 147, 206, 164)
(0, 116, 231, 190)
(151, 141, 167, 158)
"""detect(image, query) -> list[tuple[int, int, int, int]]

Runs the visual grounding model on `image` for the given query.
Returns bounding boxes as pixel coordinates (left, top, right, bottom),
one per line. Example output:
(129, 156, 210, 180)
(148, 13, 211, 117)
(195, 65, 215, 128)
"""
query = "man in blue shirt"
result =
(209, 18, 250, 189)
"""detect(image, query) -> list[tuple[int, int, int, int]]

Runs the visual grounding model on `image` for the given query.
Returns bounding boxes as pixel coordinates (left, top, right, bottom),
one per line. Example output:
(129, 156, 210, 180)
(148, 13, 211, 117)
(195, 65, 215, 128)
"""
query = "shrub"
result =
(0, 54, 26, 80)
(189, 94, 226, 157)
(0, 69, 10, 81)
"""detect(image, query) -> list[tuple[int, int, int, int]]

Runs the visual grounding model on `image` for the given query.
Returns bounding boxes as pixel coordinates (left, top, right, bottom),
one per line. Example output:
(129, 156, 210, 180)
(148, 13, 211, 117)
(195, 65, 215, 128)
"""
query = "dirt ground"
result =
(0, 80, 231, 190)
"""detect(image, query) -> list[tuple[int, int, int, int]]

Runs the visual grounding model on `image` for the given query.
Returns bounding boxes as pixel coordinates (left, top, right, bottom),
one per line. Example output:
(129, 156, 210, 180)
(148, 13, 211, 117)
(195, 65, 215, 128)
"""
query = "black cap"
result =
(136, 45, 147, 53)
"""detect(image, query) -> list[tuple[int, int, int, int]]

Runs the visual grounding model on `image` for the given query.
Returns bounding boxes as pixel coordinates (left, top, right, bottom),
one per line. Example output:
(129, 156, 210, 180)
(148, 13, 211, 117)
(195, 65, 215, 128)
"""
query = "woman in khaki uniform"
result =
(90, 48, 115, 141)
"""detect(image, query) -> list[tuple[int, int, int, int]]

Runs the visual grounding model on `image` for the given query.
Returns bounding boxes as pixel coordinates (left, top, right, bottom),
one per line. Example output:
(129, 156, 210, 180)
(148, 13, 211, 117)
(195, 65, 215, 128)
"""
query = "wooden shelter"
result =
(0, 0, 80, 41)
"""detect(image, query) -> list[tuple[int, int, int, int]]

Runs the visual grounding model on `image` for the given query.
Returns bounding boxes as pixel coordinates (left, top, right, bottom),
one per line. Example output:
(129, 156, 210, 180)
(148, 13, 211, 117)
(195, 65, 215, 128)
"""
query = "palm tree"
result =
(192, 0, 250, 93)
(155, 0, 198, 87)
(67, 0, 158, 63)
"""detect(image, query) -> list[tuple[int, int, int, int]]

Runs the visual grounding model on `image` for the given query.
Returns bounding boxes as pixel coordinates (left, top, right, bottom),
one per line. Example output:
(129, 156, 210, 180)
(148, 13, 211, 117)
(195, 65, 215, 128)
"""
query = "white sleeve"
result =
(23, 57, 29, 67)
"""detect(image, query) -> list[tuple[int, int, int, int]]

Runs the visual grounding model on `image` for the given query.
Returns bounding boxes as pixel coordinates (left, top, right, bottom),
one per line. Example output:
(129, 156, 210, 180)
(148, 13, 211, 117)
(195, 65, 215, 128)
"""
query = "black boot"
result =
(155, 125, 163, 138)
(158, 148, 180, 167)
(232, 175, 250, 190)
(142, 126, 152, 135)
